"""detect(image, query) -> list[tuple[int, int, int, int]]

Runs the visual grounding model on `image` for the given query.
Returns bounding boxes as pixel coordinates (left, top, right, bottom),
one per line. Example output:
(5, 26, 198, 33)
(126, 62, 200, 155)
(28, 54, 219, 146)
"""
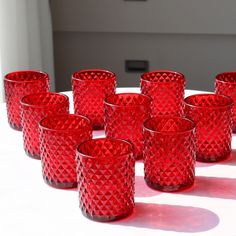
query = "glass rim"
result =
(77, 137, 133, 160)
(104, 93, 152, 108)
(184, 93, 233, 109)
(215, 71, 236, 84)
(71, 69, 116, 82)
(141, 69, 185, 84)
(39, 114, 92, 132)
(20, 92, 69, 108)
(4, 70, 49, 83)
(143, 116, 196, 135)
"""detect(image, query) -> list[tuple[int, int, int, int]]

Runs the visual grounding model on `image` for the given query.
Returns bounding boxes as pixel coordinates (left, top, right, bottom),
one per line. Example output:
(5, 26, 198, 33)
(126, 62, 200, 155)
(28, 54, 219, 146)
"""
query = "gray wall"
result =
(50, 0, 236, 92)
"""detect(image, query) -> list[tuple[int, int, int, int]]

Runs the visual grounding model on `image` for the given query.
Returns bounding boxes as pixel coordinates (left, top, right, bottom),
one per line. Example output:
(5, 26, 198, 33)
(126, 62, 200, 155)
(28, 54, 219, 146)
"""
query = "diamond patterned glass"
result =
(21, 92, 69, 159)
(76, 138, 135, 221)
(4, 70, 49, 130)
(104, 93, 151, 159)
(72, 69, 116, 130)
(215, 72, 236, 132)
(143, 116, 196, 192)
(39, 114, 92, 188)
(141, 70, 185, 117)
(184, 94, 233, 162)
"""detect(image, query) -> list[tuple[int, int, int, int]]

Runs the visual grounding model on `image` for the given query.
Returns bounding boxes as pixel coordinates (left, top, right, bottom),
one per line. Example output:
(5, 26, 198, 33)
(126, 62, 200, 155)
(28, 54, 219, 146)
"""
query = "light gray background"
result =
(50, 0, 236, 92)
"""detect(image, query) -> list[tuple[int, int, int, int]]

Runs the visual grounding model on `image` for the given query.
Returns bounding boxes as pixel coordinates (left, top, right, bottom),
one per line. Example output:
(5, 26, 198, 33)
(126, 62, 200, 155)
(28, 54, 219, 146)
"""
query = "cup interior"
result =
(184, 94, 232, 108)
(72, 69, 115, 81)
(144, 116, 195, 133)
(21, 93, 68, 107)
(216, 72, 236, 83)
(77, 138, 132, 158)
(40, 114, 91, 131)
(5, 71, 48, 82)
(105, 93, 151, 107)
(141, 70, 185, 83)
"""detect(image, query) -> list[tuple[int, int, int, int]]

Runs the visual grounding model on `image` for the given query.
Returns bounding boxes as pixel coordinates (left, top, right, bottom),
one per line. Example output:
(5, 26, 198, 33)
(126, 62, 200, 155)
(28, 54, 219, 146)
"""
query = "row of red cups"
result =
(3, 69, 236, 221)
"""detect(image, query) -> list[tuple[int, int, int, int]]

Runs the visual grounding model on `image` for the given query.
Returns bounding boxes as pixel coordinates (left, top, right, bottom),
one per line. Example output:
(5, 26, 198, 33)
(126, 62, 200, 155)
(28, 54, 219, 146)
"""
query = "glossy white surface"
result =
(1, 88, 236, 236)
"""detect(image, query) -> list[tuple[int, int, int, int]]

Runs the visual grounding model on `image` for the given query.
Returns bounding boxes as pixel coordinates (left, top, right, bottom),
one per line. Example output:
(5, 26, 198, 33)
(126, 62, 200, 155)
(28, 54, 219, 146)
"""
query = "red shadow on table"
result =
(112, 202, 219, 233)
(195, 153, 233, 168)
(92, 130, 105, 138)
(180, 176, 236, 200)
(195, 161, 215, 168)
(214, 150, 236, 166)
(135, 176, 162, 197)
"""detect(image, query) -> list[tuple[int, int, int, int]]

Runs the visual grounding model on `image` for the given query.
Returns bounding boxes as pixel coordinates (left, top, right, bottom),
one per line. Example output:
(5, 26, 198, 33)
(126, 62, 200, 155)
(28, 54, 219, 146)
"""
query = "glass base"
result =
(196, 153, 230, 163)
(145, 178, 194, 192)
(233, 127, 236, 133)
(81, 208, 133, 222)
(9, 122, 22, 131)
(135, 154, 143, 161)
(25, 149, 40, 160)
(93, 125, 104, 130)
(44, 176, 77, 189)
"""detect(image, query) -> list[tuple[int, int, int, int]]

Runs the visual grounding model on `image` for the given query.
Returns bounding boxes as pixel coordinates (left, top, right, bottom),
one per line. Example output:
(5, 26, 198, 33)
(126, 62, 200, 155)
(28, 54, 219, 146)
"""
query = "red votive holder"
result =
(39, 114, 92, 188)
(76, 138, 135, 222)
(4, 70, 49, 130)
(21, 92, 69, 159)
(184, 94, 233, 162)
(143, 116, 196, 192)
(72, 69, 116, 129)
(141, 70, 185, 117)
(215, 72, 236, 132)
(104, 93, 151, 159)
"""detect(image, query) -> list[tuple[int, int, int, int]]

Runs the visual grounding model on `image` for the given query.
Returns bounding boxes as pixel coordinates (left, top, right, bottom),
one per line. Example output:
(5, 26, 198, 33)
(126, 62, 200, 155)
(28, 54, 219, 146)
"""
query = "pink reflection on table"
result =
(113, 202, 219, 233)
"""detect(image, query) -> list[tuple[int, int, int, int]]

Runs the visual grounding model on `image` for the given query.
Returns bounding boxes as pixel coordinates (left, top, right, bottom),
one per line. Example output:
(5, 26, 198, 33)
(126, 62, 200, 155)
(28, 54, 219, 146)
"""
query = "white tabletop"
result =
(1, 88, 236, 236)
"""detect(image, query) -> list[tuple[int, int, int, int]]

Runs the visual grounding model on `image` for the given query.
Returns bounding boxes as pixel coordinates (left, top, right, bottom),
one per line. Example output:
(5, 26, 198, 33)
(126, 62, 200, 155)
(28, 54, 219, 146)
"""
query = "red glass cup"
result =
(72, 69, 116, 130)
(104, 93, 151, 159)
(141, 70, 185, 117)
(143, 116, 196, 192)
(184, 94, 233, 162)
(39, 114, 92, 188)
(215, 72, 236, 132)
(4, 70, 49, 130)
(21, 92, 69, 159)
(76, 138, 135, 221)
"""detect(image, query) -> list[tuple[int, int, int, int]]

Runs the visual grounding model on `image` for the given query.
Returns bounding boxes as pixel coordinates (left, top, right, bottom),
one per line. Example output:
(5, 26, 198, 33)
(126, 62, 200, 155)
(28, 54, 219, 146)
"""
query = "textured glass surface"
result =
(184, 94, 233, 162)
(143, 116, 196, 192)
(76, 138, 135, 221)
(39, 114, 92, 188)
(215, 72, 236, 132)
(104, 93, 151, 159)
(4, 70, 49, 130)
(141, 70, 185, 117)
(21, 92, 69, 159)
(72, 69, 116, 129)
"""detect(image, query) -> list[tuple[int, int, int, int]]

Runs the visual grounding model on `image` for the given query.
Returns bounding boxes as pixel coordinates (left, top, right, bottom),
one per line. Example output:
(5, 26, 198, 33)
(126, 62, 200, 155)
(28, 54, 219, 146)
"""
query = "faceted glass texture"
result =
(21, 92, 69, 159)
(141, 70, 185, 117)
(76, 138, 135, 222)
(72, 69, 116, 129)
(215, 72, 236, 132)
(143, 116, 196, 192)
(184, 94, 233, 162)
(39, 114, 92, 188)
(4, 70, 49, 130)
(104, 93, 151, 159)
